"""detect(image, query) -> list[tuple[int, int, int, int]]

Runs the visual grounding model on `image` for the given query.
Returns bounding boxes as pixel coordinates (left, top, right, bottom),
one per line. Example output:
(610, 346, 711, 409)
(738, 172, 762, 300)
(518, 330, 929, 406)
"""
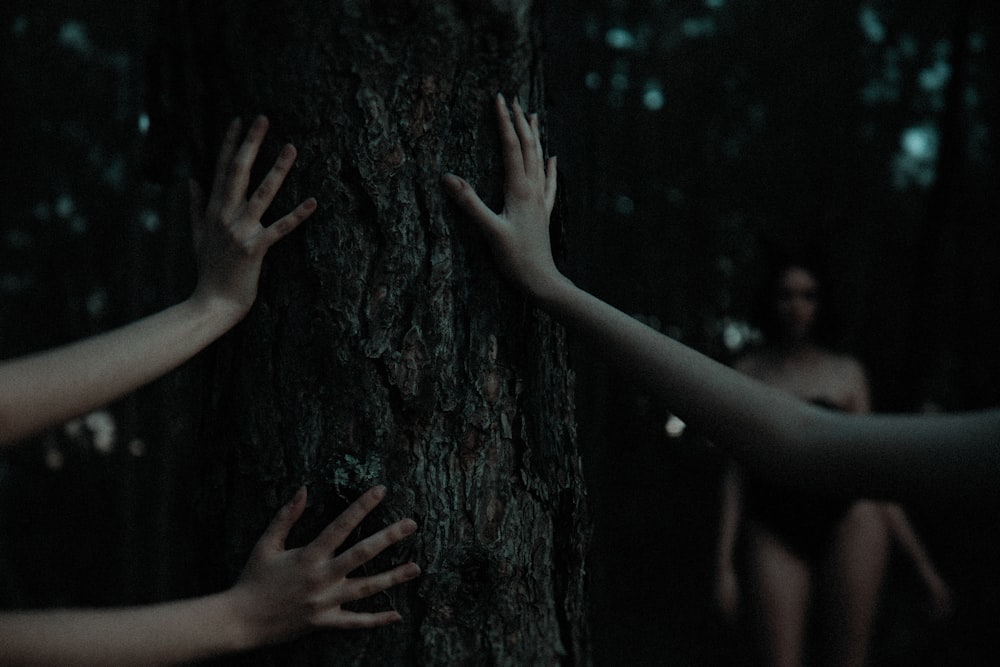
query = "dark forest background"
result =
(2, 1, 998, 664)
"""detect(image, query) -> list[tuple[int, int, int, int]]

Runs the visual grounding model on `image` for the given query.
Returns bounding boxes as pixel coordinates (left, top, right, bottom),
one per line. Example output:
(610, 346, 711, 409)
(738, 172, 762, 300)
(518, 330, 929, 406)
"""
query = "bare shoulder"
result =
(827, 352, 869, 382)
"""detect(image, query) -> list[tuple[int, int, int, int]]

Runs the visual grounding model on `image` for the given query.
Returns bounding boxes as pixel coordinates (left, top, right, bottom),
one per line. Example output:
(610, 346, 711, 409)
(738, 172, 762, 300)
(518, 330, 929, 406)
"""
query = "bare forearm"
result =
(537, 277, 1000, 498)
(539, 277, 808, 461)
(0, 592, 248, 666)
(0, 296, 241, 447)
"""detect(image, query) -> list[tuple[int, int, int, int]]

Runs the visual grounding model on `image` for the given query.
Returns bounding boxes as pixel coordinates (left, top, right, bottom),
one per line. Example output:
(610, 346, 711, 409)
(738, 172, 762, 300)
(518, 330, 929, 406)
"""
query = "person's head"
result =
(773, 264, 820, 343)
(753, 255, 836, 347)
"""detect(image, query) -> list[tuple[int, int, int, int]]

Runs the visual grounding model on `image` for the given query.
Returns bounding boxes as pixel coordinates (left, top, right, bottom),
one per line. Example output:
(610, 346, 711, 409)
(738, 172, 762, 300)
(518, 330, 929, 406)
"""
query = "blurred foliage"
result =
(548, 0, 998, 410)
(0, 0, 199, 610)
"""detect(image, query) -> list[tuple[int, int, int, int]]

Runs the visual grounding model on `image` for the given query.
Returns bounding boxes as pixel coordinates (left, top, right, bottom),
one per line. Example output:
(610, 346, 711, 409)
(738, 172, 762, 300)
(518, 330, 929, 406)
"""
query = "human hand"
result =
(227, 486, 420, 647)
(443, 94, 561, 301)
(189, 115, 316, 321)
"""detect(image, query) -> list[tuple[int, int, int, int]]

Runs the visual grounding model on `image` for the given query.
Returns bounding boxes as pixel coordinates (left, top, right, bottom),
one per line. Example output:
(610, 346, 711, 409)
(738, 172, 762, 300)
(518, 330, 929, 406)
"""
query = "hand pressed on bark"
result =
(189, 115, 316, 321)
(0, 115, 317, 448)
(230, 485, 421, 644)
(443, 94, 563, 302)
(0, 487, 421, 665)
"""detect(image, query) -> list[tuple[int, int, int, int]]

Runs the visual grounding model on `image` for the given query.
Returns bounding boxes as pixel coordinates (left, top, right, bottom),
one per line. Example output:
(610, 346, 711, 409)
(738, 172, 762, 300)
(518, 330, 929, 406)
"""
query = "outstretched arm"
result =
(443, 94, 1000, 500)
(0, 486, 420, 666)
(714, 462, 742, 621)
(0, 116, 315, 447)
(879, 503, 954, 619)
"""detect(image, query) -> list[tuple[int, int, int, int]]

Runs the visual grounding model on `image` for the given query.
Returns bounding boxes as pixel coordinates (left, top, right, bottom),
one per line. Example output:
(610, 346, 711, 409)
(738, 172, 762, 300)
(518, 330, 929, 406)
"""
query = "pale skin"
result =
(0, 117, 420, 663)
(442, 93, 1000, 501)
(714, 266, 952, 667)
(0, 115, 314, 448)
(0, 486, 420, 666)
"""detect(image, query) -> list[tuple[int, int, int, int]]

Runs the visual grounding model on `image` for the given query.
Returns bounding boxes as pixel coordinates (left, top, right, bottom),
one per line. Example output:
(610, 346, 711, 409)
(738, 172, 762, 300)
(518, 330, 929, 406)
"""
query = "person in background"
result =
(714, 259, 952, 666)
(0, 116, 420, 665)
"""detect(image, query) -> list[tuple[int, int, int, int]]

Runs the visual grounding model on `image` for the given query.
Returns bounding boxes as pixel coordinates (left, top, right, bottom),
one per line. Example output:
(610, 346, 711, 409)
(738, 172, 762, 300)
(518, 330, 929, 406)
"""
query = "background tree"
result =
(150, 2, 589, 664)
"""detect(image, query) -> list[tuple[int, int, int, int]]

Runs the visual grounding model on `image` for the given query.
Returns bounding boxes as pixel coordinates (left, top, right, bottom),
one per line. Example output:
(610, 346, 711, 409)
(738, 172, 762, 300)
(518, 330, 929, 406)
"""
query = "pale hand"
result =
(443, 94, 561, 301)
(189, 115, 317, 320)
(229, 486, 420, 646)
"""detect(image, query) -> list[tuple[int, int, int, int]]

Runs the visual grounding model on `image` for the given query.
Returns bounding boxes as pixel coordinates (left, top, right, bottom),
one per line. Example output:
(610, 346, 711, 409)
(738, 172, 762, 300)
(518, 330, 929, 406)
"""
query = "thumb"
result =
(442, 173, 498, 231)
(544, 156, 558, 214)
(259, 486, 307, 551)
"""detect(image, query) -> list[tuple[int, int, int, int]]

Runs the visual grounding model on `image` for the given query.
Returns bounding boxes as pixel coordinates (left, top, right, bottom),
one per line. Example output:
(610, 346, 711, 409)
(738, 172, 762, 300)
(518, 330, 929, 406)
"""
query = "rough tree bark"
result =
(153, 2, 589, 664)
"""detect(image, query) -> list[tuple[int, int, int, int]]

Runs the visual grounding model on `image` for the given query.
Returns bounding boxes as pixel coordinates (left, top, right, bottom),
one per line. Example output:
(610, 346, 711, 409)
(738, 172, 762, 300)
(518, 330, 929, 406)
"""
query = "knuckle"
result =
(353, 578, 380, 598)
(350, 542, 378, 564)
(254, 183, 274, 201)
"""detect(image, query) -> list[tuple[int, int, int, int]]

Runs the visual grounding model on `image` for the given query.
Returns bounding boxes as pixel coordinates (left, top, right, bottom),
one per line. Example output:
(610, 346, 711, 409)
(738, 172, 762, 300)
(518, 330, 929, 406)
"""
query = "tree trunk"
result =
(154, 2, 589, 664)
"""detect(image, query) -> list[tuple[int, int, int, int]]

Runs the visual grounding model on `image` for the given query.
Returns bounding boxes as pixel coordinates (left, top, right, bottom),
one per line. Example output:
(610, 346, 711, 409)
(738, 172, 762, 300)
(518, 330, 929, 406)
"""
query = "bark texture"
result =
(154, 2, 589, 664)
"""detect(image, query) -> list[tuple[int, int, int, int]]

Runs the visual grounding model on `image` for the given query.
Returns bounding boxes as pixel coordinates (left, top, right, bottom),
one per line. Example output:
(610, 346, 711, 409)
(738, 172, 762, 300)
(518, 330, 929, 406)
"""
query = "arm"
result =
(0, 116, 315, 448)
(443, 94, 1000, 500)
(714, 462, 742, 621)
(0, 486, 420, 666)
(879, 503, 954, 619)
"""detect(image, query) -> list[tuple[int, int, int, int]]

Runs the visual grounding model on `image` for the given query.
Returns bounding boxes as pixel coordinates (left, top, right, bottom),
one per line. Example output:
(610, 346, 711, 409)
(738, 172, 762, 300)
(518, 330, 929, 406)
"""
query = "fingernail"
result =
(401, 518, 418, 535)
(404, 562, 421, 578)
(497, 92, 505, 103)
(442, 173, 462, 190)
(302, 197, 317, 211)
(279, 144, 295, 159)
(372, 485, 387, 500)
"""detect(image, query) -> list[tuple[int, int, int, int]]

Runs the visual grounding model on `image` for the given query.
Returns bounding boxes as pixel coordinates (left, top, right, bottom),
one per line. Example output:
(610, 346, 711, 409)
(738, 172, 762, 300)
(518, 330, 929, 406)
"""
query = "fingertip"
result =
(249, 114, 269, 137)
(280, 485, 306, 512)
(496, 94, 511, 118)
(400, 518, 418, 535)
(371, 485, 387, 501)
(302, 197, 317, 212)
(441, 172, 465, 193)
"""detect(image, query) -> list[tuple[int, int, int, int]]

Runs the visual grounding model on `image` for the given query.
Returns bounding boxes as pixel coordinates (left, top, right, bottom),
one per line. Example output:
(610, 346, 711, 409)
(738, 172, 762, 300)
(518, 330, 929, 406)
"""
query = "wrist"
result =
(529, 271, 576, 309)
(186, 288, 251, 331)
(212, 587, 259, 654)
